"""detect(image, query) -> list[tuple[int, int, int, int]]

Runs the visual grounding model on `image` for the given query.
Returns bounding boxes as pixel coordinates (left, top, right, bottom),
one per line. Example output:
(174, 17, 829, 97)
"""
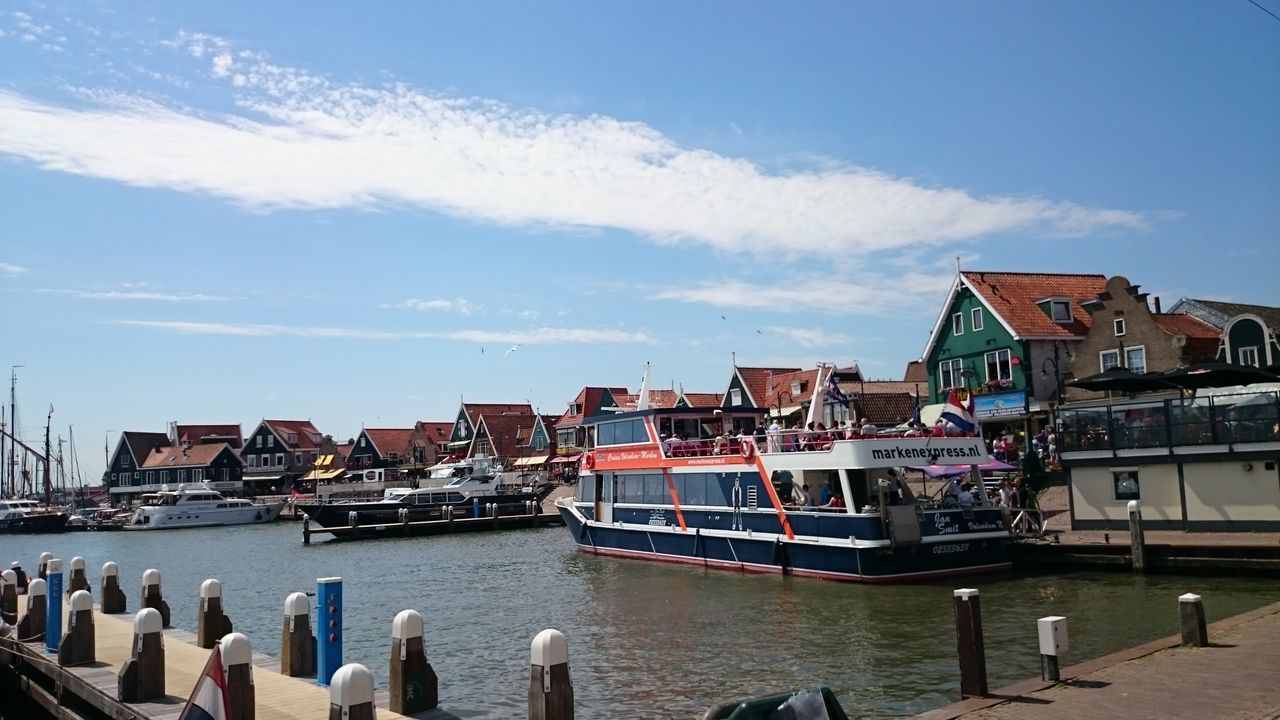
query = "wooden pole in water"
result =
(1179, 593, 1208, 647)
(197, 579, 233, 648)
(118, 607, 165, 702)
(389, 609, 438, 714)
(222, 632, 256, 720)
(281, 591, 316, 677)
(1127, 500, 1145, 573)
(302, 516, 311, 545)
(17, 577, 46, 641)
(140, 568, 171, 627)
(101, 562, 127, 614)
(328, 664, 377, 720)
(529, 629, 574, 720)
(953, 588, 988, 698)
(67, 556, 90, 597)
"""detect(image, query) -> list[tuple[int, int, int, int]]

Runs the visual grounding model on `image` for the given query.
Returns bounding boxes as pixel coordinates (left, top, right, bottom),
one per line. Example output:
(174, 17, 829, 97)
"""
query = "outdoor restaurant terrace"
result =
(1057, 387, 1280, 453)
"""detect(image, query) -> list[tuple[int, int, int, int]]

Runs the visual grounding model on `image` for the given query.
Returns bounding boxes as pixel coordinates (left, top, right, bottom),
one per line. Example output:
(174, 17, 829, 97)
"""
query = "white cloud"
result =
(0, 262, 28, 274)
(38, 288, 228, 301)
(110, 320, 654, 344)
(762, 326, 852, 349)
(654, 272, 954, 316)
(0, 32, 1148, 260)
(382, 297, 475, 315)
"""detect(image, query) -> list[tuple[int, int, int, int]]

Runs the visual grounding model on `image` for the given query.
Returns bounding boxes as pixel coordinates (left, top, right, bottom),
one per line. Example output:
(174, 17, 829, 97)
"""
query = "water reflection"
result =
(3, 526, 1276, 718)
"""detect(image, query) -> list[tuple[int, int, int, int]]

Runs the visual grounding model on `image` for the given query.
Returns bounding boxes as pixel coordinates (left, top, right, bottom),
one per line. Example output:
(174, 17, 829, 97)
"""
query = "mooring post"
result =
(197, 579, 234, 648)
(45, 558, 63, 654)
(101, 562, 127, 614)
(529, 628, 574, 720)
(37, 552, 51, 580)
(1178, 593, 1208, 647)
(316, 577, 343, 686)
(1127, 500, 1145, 573)
(953, 588, 988, 698)
(0, 570, 16, 624)
(1037, 616, 1068, 682)
(58, 589, 96, 666)
(328, 664, 377, 720)
(140, 568, 171, 627)
(222, 632, 256, 720)
(390, 609, 438, 714)
(67, 556, 90, 597)
(17, 578, 47, 641)
(281, 591, 316, 677)
(118, 607, 165, 702)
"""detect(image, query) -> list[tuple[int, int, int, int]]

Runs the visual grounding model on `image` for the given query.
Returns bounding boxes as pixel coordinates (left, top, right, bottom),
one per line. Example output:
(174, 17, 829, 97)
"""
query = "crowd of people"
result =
(658, 416, 982, 458)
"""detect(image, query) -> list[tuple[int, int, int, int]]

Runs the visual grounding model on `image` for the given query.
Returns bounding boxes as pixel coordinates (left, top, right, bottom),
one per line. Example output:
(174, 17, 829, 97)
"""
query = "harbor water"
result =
(3, 524, 1277, 718)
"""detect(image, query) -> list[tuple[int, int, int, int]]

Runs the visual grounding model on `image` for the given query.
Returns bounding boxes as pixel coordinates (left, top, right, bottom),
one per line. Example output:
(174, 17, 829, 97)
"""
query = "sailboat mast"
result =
(44, 405, 53, 505)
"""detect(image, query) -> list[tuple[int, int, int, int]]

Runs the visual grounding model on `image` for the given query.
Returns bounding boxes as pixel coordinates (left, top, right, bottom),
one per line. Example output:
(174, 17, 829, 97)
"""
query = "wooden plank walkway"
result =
(6, 602, 459, 720)
(914, 600, 1280, 720)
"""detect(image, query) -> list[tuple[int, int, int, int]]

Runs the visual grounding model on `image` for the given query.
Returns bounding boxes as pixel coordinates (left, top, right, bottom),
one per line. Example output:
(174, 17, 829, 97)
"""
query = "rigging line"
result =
(1247, 0, 1280, 23)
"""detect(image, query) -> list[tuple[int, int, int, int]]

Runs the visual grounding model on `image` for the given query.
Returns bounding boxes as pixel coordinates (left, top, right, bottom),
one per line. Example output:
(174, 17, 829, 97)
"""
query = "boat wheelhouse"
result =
(557, 406, 1013, 583)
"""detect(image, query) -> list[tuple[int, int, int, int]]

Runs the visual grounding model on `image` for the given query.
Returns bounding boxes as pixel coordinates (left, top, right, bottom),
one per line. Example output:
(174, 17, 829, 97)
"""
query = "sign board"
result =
(973, 390, 1027, 419)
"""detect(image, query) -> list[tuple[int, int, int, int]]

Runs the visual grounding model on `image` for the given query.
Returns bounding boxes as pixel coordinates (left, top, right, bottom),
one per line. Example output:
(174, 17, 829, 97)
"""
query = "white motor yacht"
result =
(126, 485, 285, 530)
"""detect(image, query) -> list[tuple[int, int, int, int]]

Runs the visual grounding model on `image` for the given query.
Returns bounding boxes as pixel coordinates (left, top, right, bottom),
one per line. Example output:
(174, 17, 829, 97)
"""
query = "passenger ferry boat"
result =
(125, 485, 286, 530)
(556, 407, 1013, 583)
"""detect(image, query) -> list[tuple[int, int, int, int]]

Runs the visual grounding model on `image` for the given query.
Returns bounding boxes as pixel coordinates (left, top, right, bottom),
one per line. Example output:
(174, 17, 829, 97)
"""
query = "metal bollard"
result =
(17, 578, 47, 641)
(1179, 593, 1208, 647)
(222, 632, 256, 720)
(101, 562, 127, 614)
(1128, 500, 1145, 573)
(197, 579, 233, 649)
(58, 589, 96, 666)
(953, 588, 988, 698)
(328, 663, 377, 720)
(281, 591, 316, 677)
(389, 609, 438, 714)
(141, 569, 171, 627)
(67, 556, 91, 597)
(529, 629, 574, 720)
(1037, 616, 1068, 682)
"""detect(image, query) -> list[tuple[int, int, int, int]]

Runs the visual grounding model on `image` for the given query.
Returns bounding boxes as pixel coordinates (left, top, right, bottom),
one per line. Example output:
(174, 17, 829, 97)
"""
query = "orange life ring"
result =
(583, 452, 596, 470)
(739, 439, 755, 461)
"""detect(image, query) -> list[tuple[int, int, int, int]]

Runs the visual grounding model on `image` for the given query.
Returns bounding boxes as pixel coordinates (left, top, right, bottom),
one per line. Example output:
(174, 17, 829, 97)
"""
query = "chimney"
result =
(1153, 296, 1162, 314)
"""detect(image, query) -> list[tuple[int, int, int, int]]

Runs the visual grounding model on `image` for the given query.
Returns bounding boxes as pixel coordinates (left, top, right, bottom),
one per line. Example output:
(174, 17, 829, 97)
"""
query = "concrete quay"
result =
(915, 600, 1280, 720)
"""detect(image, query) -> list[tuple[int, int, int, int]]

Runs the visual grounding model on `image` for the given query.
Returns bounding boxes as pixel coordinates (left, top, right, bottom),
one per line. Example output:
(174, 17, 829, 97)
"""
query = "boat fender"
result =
(739, 439, 756, 461)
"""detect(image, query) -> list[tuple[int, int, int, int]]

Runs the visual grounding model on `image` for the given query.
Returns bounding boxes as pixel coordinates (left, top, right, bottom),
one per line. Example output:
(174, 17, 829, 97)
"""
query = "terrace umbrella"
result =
(1157, 362, 1280, 391)
(1066, 367, 1179, 393)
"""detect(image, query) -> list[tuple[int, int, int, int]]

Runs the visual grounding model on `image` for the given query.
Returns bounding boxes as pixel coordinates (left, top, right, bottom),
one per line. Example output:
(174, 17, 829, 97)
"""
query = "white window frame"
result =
(984, 349, 1012, 383)
(971, 308, 984, 332)
(1125, 345, 1147, 375)
(1239, 346, 1259, 367)
(275, 453, 285, 467)
(267, 435, 275, 448)
(939, 358, 964, 391)
(247, 455, 257, 468)
(952, 313, 964, 336)
(255, 436, 262, 448)
(359, 436, 366, 447)
(1100, 350, 1120, 372)
(1113, 318, 1126, 337)
(1051, 301, 1072, 322)
(730, 388, 742, 405)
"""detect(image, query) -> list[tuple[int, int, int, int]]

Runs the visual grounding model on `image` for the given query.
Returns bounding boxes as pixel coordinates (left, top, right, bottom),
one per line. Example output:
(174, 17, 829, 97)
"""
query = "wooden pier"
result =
(303, 505, 563, 543)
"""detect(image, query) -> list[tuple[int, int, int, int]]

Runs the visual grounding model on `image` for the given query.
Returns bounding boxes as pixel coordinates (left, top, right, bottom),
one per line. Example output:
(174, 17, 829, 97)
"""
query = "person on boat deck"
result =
(10, 562, 28, 593)
(790, 484, 812, 507)
(753, 423, 768, 450)
(860, 418, 878, 436)
(932, 420, 947, 437)
(713, 433, 729, 455)
(942, 476, 963, 505)
(820, 492, 845, 511)
(957, 482, 977, 508)
(666, 434, 684, 456)
(766, 419, 782, 453)
(818, 484, 833, 506)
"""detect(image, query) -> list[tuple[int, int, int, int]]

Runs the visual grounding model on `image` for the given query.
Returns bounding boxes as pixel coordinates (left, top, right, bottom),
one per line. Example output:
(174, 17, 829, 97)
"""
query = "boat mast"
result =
(44, 405, 53, 505)
(8, 365, 20, 498)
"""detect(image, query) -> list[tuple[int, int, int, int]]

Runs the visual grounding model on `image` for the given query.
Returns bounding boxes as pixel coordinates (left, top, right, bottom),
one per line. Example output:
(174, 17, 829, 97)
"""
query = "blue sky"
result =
(1, 1, 1276, 484)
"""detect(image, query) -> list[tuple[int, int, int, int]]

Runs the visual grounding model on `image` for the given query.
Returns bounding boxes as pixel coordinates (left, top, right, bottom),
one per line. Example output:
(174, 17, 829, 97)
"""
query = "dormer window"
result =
(287, 433, 298, 444)
(1113, 317, 1126, 337)
(730, 388, 742, 405)
(790, 381, 802, 396)
(1050, 300, 1072, 322)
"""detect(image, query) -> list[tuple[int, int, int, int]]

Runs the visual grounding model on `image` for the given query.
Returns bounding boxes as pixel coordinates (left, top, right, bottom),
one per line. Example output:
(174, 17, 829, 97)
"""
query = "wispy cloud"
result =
(762, 326, 853, 349)
(381, 297, 475, 315)
(654, 272, 954, 316)
(109, 320, 654, 344)
(0, 32, 1148, 261)
(38, 288, 229, 301)
(0, 262, 28, 275)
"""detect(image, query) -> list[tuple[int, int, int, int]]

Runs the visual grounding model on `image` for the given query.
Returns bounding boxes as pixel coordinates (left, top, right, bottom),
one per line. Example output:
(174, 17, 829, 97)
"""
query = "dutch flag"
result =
(178, 644, 230, 720)
(940, 389, 976, 434)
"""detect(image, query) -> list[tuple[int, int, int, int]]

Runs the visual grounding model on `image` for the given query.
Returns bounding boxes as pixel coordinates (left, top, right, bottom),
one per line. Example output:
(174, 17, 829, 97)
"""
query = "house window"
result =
(971, 308, 984, 331)
(1239, 346, 1259, 367)
(952, 313, 964, 335)
(194, 469, 204, 482)
(287, 433, 297, 444)
(984, 349, 1012, 383)
(1125, 346, 1147, 375)
(1050, 301, 1072, 322)
(275, 453, 285, 467)
(122, 455, 129, 468)
(790, 381, 802, 396)
(1100, 350, 1120, 371)
(247, 455, 257, 468)
(1113, 470, 1140, 501)
(178, 469, 187, 483)
(294, 452, 302, 465)
(1113, 318, 1126, 337)
(267, 436, 275, 448)
(730, 388, 742, 405)
(256, 436, 262, 448)
(939, 358, 964, 391)
(359, 437, 366, 447)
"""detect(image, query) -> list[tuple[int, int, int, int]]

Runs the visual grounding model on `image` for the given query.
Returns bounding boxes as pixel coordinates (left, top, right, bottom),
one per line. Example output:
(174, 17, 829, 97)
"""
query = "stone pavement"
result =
(914, 601, 1280, 720)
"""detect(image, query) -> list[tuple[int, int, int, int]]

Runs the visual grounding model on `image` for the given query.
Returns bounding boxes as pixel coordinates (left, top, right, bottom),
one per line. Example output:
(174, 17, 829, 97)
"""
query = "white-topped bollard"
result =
(197, 578, 233, 648)
(1128, 500, 1145, 573)
(281, 592, 316, 677)
(101, 562, 126, 614)
(529, 629, 574, 720)
(953, 589, 988, 698)
(68, 556, 91, 597)
(37, 552, 52, 580)
(389, 609, 437, 714)
(0, 569, 16, 624)
(222, 632, 256, 720)
(58, 589, 96, 666)
(329, 663, 377, 720)
(118, 607, 165, 702)
(140, 569, 170, 627)
(1179, 593, 1208, 647)
(17, 577, 47, 641)
(1037, 616, 1069, 681)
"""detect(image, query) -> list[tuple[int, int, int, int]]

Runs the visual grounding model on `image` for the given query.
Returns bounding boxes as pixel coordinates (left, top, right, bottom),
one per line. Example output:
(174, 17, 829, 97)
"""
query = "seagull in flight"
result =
(505, 344, 522, 357)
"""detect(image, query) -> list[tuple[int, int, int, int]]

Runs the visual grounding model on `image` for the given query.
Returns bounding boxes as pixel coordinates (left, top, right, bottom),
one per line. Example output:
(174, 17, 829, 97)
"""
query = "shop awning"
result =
(242, 474, 284, 483)
(551, 454, 581, 464)
(514, 455, 550, 467)
(446, 440, 472, 449)
(302, 469, 347, 481)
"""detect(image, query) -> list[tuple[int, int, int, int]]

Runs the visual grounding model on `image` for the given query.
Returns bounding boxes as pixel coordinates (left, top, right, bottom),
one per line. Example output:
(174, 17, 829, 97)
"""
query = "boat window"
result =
(618, 474, 644, 503)
(596, 418, 647, 446)
(217, 503, 227, 508)
(678, 474, 706, 505)
(705, 474, 731, 506)
(644, 475, 666, 504)
(446, 492, 464, 502)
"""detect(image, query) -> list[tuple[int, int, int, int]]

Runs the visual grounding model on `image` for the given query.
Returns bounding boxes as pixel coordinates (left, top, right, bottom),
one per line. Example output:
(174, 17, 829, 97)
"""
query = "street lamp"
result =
(1039, 340, 1073, 431)
(772, 391, 794, 422)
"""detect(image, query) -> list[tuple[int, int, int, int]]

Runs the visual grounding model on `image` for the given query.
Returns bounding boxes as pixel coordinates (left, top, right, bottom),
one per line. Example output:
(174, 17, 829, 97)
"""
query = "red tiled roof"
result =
(463, 403, 533, 426)
(122, 432, 170, 465)
(849, 380, 924, 396)
(962, 271, 1108, 339)
(362, 428, 414, 457)
(262, 420, 324, 450)
(681, 392, 723, 408)
(618, 388, 679, 411)
(417, 422, 453, 440)
(1153, 313, 1222, 361)
(855, 393, 915, 426)
(332, 442, 354, 461)
(477, 414, 535, 457)
(142, 443, 231, 469)
(737, 366, 803, 407)
(557, 387, 629, 427)
(903, 361, 928, 383)
(174, 423, 242, 448)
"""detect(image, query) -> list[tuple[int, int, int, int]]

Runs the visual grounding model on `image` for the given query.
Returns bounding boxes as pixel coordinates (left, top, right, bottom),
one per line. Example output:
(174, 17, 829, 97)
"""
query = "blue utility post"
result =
(45, 558, 63, 654)
(316, 577, 343, 686)
(473, 497, 481, 518)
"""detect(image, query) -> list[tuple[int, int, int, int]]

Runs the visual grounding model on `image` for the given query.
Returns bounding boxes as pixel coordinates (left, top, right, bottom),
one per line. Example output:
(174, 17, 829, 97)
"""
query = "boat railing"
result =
(659, 427, 977, 459)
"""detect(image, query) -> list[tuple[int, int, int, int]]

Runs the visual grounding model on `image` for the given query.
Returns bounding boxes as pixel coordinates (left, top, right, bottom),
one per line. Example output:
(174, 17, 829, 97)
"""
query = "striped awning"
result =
(514, 455, 550, 467)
